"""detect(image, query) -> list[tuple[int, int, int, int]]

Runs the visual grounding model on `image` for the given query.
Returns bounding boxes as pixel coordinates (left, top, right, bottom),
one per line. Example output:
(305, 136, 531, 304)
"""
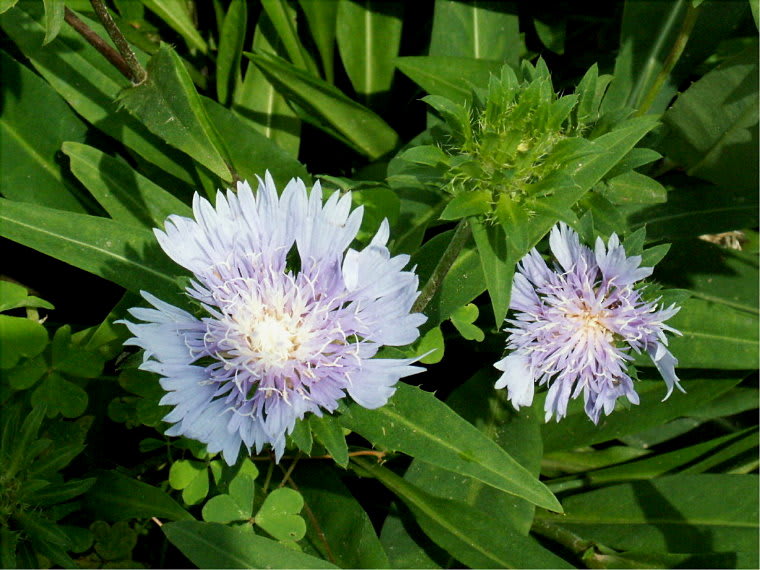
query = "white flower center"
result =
(247, 314, 298, 368)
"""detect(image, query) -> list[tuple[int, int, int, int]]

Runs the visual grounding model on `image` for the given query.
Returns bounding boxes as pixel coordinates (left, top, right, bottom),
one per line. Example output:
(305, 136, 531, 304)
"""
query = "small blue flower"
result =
(494, 223, 683, 423)
(121, 174, 426, 463)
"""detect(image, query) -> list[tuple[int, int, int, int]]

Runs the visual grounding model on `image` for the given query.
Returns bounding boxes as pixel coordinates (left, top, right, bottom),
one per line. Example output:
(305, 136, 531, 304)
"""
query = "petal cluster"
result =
(121, 174, 426, 463)
(494, 223, 683, 423)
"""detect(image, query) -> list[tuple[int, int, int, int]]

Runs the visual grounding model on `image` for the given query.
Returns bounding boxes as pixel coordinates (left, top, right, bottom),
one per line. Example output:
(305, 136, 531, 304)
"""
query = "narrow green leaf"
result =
(470, 219, 515, 327)
(340, 383, 562, 512)
(4, 404, 46, 479)
(141, 0, 208, 53)
(63, 142, 192, 228)
(538, 474, 759, 553)
(163, 521, 338, 568)
(336, 0, 403, 109)
(216, 0, 247, 105)
(0, 199, 184, 306)
(354, 458, 572, 569)
(439, 191, 491, 220)
(83, 470, 193, 522)
(119, 44, 233, 182)
(603, 171, 667, 205)
(0, 51, 88, 212)
(396, 56, 503, 105)
(309, 415, 348, 468)
(260, 0, 319, 74)
(0, 4, 197, 187)
(0, 527, 17, 569)
(541, 376, 744, 453)
(299, 0, 338, 82)
(661, 43, 759, 191)
(41, 0, 64, 44)
(0, 0, 18, 14)
(23, 477, 96, 506)
(247, 51, 399, 159)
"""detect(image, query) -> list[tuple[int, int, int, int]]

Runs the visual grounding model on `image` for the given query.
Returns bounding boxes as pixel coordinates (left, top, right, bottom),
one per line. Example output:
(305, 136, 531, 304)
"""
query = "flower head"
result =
(121, 174, 426, 463)
(494, 223, 683, 423)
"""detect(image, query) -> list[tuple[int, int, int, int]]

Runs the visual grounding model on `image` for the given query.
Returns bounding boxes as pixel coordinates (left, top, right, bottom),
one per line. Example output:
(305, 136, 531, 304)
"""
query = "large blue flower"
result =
(495, 223, 683, 423)
(122, 174, 426, 463)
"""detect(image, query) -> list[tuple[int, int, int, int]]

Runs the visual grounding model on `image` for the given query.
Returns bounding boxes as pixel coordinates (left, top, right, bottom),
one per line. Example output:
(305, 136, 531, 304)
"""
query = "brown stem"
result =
(89, 0, 146, 84)
(278, 452, 302, 488)
(412, 219, 472, 314)
(251, 449, 387, 461)
(64, 7, 132, 81)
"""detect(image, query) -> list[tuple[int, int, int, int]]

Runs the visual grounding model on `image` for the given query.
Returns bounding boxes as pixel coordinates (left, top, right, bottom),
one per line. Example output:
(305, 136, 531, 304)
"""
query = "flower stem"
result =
(412, 220, 472, 314)
(636, 2, 700, 115)
(89, 0, 147, 84)
(64, 7, 133, 81)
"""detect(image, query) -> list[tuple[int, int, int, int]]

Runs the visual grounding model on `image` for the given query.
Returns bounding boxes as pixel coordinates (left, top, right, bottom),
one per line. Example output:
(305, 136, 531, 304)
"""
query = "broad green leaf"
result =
(83, 470, 193, 522)
(628, 181, 758, 240)
(534, 16, 566, 55)
(63, 142, 193, 228)
(661, 43, 758, 191)
(0, 0, 18, 14)
(202, 493, 249, 524)
(429, 0, 521, 68)
(0, 199, 184, 307)
(0, 281, 53, 312)
(0, 4, 197, 187)
(439, 191, 491, 220)
(41, 0, 63, 44)
(470, 218, 515, 327)
(233, 7, 302, 157)
(661, 298, 758, 369)
(416, 325, 445, 364)
(163, 521, 338, 568)
(0, 315, 47, 369)
(202, 98, 310, 187)
(537, 474, 759, 553)
(140, 0, 207, 54)
(0, 52, 88, 212)
(90, 521, 136, 561)
(299, 0, 338, 82)
(603, 171, 667, 205)
(119, 44, 233, 182)
(260, 0, 318, 74)
(169, 460, 206, 490)
(31, 373, 88, 418)
(293, 463, 389, 569)
(216, 0, 247, 105)
(340, 383, 561, 512)
(355, 458, 572, 569)
(255, 488, 306, 542)
(541, 376, 743, 453)
(584, 549, 758, 570)
(336, 0, 403, 109)
(247, 51, 400, 159)
(309, 415, 348, 467)
(396, 56, 503, 105)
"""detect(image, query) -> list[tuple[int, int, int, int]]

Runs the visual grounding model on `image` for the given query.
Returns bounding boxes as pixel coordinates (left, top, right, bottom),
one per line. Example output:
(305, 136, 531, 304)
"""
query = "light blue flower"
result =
(495, 223, 683, 423)
(121, 174, 425, 463)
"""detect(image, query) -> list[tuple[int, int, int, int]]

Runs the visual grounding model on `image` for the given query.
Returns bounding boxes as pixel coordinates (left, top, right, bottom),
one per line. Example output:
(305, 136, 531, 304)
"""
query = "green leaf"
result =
(0, 281, 51, 312)
(309, 415, 348, 467)
(0, 4, 197, 187)
(299, 0, 338, 83)
(216, 0, 247, 105)
(662, 298, 758, 369)
(247, 51, 399, 159)
(0, 527, 18, 569)
(63, 142, 193, 228)
(0, 0, 18, 14)
(538, 474, 759, 553)
(260, 0, 318, 74)
(31, 373, 88, 418)
(603, 171, 667, 205)
(3, 403, 46, 479)
(83, 470, 193, 522)
(0, 198, 185, 307)
(534, 16, 566, 55)
(0, 315, 47, 369)
(439, 191, 491, 220)
(91, 521, 137, 561)
(428, 0, 521, 68)
(23, 477, 95, 506)
(163, 521, 338, 568)
(336, 0, 403, 109)
(584, 549, 758, 570)
(140, 0, 208, 54)
(119, 44, 233, 182)
(354, 458, 572, 569)
(202, 494, 248, 524)
(661, 43, 758, 191)
(449, 303, 484, 342)
(41, 0, 64, 45)
(470, 218, 515, 327)
(396, 56, 503, 105)
(340, 383, 562, 512)
(541, 376, 744, 453)
(0, 51, 88, 212)
(6, 356, 48, 390)
(255, 488, 306, 542)
(416, 325, 445, 364)
(294, 463, 389, 569)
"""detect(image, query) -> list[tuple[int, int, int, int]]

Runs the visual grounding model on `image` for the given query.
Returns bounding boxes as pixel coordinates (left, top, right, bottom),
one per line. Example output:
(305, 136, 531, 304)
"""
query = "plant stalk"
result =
(636, 2, 700, 115)
(412, 220, 472, 314)
(89, 0, 147, 84)
(64, 7, 133, 81)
